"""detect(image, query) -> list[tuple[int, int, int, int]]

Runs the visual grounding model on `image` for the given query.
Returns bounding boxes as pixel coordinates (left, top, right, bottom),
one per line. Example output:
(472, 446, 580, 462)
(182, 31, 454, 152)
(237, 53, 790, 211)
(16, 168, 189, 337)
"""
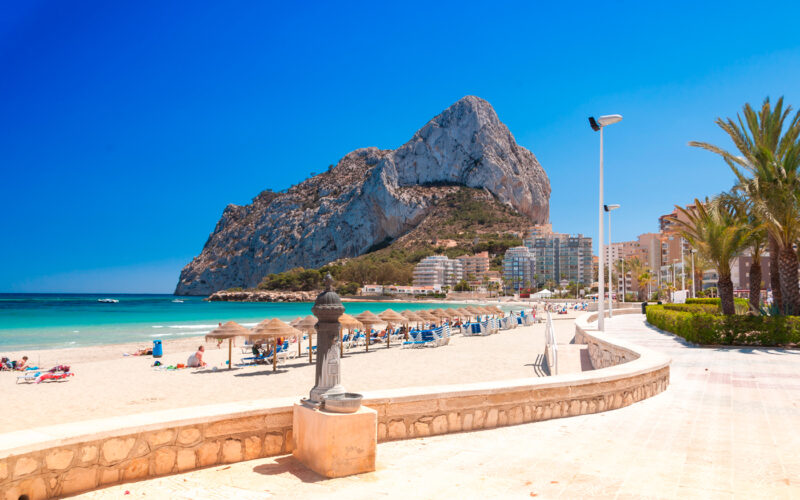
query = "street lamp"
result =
(691, 248, 697, 298)
(604, 203, 620, 317)
(680, 237, 686, 292)
(590, 114, 623, 331)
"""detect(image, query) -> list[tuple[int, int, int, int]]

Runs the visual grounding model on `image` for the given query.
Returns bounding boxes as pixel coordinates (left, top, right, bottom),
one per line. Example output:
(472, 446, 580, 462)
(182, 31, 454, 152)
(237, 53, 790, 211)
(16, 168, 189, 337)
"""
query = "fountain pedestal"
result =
(292, 404, 377, 478)
(293, 274, 376, 478)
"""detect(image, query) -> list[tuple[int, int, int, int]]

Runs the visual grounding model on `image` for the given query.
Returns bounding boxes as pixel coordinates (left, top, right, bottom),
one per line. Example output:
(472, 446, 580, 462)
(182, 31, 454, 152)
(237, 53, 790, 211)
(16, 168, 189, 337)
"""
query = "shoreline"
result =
(1, 297, 547, 353)
(0, 313, 585, 433)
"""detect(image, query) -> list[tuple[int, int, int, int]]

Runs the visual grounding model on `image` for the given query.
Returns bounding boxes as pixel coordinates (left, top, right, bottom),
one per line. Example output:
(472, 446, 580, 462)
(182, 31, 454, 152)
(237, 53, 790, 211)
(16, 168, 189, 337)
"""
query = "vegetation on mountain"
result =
(255, 187, 527, 292)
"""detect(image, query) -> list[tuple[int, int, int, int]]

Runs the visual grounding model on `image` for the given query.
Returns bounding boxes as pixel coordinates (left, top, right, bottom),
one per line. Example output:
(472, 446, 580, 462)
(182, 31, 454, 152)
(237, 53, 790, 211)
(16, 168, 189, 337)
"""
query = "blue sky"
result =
(3, 1, 800, 293)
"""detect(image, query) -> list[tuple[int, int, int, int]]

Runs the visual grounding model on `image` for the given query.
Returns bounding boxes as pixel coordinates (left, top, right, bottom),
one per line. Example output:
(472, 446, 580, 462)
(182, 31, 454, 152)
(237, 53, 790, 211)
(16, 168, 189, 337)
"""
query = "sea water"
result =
(0, 293, 464, 351)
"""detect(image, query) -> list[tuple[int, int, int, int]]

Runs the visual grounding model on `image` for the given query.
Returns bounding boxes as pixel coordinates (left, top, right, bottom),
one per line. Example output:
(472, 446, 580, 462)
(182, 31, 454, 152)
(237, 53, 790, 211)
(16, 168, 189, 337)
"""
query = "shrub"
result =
(686, 298, 721, 305)
(685, 297, 749, 314)
(645, 305, 800, 346)
(663, 303, 719, 314)
(335, 281, 360, 296)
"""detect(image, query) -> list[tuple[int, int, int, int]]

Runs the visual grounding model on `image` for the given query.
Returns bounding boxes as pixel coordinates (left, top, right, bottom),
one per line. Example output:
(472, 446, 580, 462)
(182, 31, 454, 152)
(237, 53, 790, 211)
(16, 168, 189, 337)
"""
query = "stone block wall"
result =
(0, 410, 294, 500)
(574, 309, 643, 369)
(366, 366, 669, 443)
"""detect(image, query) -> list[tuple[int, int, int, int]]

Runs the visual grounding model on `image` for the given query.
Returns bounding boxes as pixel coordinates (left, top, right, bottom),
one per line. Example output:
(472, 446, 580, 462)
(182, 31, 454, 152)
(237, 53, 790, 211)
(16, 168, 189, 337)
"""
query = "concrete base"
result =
(292, 403, 377, 478)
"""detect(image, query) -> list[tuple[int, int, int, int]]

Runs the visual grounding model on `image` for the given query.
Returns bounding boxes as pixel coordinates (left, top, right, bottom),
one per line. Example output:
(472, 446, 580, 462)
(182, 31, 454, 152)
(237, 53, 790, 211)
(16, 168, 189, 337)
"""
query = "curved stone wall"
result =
(1, 312, 670, 499)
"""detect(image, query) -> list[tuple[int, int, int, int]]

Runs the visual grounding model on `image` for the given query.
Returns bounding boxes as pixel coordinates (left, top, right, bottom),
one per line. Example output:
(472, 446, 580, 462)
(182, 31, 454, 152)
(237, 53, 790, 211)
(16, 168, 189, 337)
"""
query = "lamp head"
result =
(604, 204, 620, 212)
(589, 114, 623, 131)
(598, 114, 623, 126)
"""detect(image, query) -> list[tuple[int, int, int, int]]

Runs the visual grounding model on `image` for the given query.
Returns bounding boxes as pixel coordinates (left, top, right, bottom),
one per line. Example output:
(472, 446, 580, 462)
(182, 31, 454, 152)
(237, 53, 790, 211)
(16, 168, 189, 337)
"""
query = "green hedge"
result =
(685, 298, 721, 305)
(645, 305, 800, 346)
(685, 297, 749, 314)
(663, 303, 719, 314)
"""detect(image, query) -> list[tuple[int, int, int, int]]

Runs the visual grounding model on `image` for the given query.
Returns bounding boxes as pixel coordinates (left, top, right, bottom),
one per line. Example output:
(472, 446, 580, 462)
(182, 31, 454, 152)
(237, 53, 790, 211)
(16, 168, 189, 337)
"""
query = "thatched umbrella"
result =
(294, 315, 318, 363)
(454, 307, 473, 320)
(400, 310, 424, 339)
(431, 308, 448, 319)
(378, 309, 407, 348)
(288, 317, 304, 356)
(338, 313, 363, 356)
(204, 321, 249, 370)
(488, 305, 504, 316)
(418, 310, 439, 327)
(354, 310, 381, 352)
(248, 318, 302, 371)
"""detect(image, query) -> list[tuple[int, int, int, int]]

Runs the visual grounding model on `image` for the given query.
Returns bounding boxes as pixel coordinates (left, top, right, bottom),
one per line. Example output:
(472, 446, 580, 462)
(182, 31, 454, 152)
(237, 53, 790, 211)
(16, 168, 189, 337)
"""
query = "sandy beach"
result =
(0, 311, 583, 433)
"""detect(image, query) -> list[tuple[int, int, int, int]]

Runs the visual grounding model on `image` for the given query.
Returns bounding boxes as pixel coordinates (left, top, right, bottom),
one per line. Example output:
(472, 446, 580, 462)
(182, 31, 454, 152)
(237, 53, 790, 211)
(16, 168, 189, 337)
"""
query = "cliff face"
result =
(175, 96, 550, 295)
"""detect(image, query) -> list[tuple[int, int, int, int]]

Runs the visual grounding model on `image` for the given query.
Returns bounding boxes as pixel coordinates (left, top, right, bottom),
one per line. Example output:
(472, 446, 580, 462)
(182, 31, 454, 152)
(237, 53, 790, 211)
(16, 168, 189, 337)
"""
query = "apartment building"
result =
(456, 251, 491, 284)
(502, 246, 536, 291)
(412, 256, 463, 290)
(524, 225, 593, 286)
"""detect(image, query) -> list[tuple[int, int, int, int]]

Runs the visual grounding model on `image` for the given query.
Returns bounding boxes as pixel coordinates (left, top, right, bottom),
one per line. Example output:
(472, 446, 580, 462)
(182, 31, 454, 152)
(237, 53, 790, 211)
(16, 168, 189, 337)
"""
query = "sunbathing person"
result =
(187, 346, 207, 368)
(14, 356, 29, 371)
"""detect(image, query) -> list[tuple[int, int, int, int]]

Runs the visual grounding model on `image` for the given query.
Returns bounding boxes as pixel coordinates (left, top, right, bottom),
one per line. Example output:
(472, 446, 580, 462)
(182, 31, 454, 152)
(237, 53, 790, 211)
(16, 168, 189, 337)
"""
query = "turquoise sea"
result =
(0, 294, 469, 351)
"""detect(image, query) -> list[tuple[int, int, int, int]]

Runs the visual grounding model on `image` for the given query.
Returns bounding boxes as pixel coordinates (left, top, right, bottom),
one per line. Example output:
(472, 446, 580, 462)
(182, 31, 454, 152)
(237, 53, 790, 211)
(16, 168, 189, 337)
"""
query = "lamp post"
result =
(680, 237, 686, 292)
(691, 249, 696, 298)
(604, 204, 620, 317)
(590, 114, 623, 331)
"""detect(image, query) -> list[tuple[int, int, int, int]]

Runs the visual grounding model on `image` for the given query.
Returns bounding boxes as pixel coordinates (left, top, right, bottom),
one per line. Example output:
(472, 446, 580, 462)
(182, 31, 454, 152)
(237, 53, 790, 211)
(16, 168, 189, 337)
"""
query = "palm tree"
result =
(670, 199, 755, 315)
(690, 97, 800, 314)
(626, 257, 647, 301)
(718, 190, 767, 312)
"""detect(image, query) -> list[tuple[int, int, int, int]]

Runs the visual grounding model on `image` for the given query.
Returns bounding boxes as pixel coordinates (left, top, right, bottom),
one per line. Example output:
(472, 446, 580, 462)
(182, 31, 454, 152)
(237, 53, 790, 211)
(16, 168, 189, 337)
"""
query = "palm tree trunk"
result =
(718, 273, 736, 315)
(748, 260, 761, 313)
(779, 246, 800, 315)
(770, 235, 783, 311)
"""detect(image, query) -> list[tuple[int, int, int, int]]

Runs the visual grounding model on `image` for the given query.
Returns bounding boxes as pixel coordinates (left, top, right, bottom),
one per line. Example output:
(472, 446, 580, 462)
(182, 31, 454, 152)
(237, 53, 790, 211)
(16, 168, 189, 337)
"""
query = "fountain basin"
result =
(323, 393, 363, 413)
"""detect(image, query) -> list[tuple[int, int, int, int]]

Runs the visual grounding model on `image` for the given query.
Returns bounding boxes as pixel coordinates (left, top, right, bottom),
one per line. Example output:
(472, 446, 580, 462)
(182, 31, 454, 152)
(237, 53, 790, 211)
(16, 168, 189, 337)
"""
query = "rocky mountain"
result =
(175, 96, 551, 295)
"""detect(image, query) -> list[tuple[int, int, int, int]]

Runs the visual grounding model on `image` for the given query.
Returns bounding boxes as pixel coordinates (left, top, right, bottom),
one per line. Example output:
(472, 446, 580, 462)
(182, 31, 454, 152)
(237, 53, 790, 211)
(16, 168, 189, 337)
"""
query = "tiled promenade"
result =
(73, 314, 800, 499)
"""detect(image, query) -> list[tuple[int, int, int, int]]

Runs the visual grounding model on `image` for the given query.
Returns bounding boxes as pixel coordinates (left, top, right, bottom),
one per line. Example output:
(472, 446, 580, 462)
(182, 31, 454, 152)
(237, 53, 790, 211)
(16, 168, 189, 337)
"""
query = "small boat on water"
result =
(97, 298, 119, 303)
(171, 299, 184, 303)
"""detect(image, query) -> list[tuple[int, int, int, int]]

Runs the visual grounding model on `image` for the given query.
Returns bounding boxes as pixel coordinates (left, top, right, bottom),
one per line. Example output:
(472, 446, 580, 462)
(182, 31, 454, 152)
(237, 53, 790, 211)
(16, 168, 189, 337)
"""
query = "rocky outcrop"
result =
(206, 290, 317, 302)
(176, 96, 550, 295)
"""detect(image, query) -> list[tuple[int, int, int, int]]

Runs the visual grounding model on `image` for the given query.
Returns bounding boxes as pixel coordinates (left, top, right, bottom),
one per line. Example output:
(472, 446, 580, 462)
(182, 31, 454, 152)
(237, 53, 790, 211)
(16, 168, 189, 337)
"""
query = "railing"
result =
(543, 311, 557, 375)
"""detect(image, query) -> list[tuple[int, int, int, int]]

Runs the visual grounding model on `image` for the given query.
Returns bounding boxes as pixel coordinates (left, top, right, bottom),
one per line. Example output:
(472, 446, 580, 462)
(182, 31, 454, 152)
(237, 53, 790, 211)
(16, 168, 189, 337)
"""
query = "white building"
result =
(361, 284, 384, 295)
(412, 256, 463, 289)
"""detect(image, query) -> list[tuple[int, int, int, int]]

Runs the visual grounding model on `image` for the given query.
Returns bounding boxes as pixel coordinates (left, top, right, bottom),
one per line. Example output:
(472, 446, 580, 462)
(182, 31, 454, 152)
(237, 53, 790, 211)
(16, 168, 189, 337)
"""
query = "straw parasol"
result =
(466, 306, 484, 314)
(400, 310, 425, 338)
(454, 307, 473, 319)
(354, 310, 381, 352)
(430, 308, 449, 319)
(338, 313, 363, 356)
(294, 315, 318, 363)
(401, 310, 424, 324)
(204, 321, 249, 370)
(418, 310, 439, 326)
(248, 318, 302, 371)
(378, 309, 407, 347)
